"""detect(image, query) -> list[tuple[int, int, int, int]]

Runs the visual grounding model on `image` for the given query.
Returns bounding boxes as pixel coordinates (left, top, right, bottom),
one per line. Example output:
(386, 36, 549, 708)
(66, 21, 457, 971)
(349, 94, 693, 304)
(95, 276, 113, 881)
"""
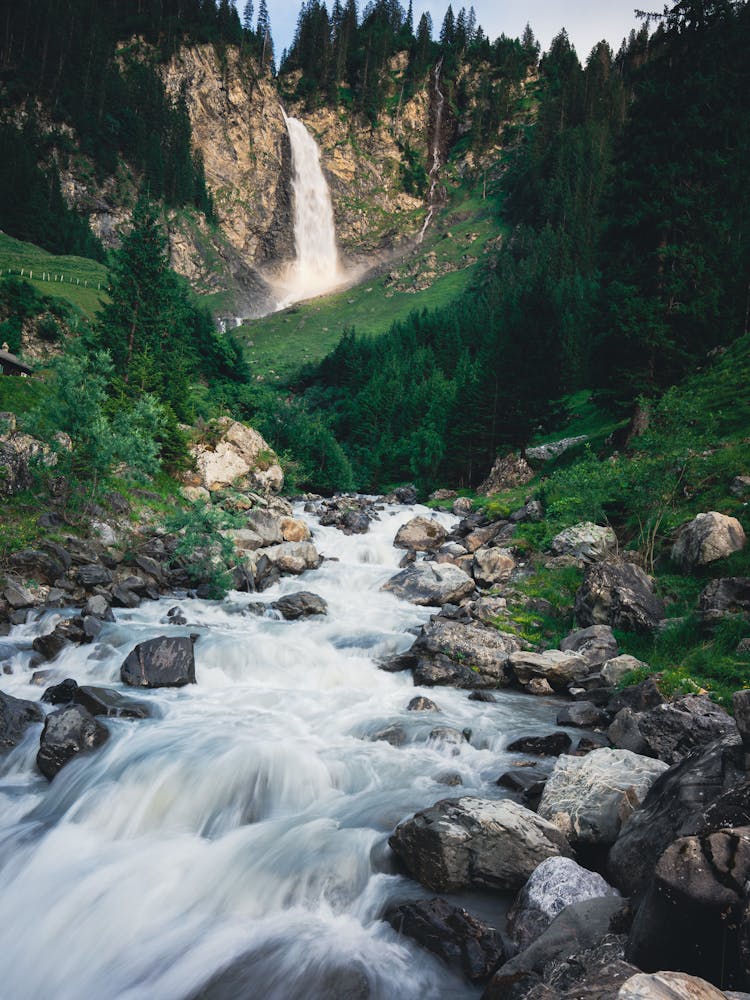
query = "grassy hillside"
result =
(0, 232, 108, 318)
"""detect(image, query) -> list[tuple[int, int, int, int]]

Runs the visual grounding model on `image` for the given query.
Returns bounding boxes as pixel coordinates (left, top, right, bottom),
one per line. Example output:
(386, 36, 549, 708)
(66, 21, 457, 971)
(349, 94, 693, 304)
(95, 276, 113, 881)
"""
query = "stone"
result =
(120, 635, 196, 688)
(618, 972, 727, 1000)
(608, 676, 666, 715)
(607, 734, 747, 897)
(41, 679, 152, 719)
(111, 584, 141, 609)
(507, 732, 573, 757)
(556, 702, 609, 728)
(407, 696, 441, 711)
(626, 829, 750, 990)
(36, 705, 109, 779)
(634, 695, 737, 764)
(608, 709, 649, 756)
(528, 678, 555, 696)
(389, 797, 572, 893)
(730, 476, 750, 498)
(550, 523, 618, 563)
(511, 500, 545, 524)
(410, 618, 519, 688)
(478, 453, 535, 495)
(452, 497, 473, 517)
(468, 690, 497, 703)
(394, 516, 447, 552)
(188, 417, 283, 494)
(246, 510, 284, 546)
(671, 512, 746, 571)
(0, 690, 44, 751)
(538, 748, 668, 847)
(84, 594, 115, 621)
(382, 563, 475, 607)
(733, 690, 750, 750)
(271, 592, 328, 620)
(473, 547, 516, 588)
(252, 542, 321, 576)
(279, 517, 311, 543)
(429, 726, 469, 745)
(3, 581, 35, 609)
(508, 856, 620, 951)
(370, 724, 407, 746)
(133, 554, 166, 585)
(8, 548, 66, 584)
(560, 625, 619, 668)
(378, 651, 416, 673)
(180, 485, 210, 503)
(0, 426, 55, 496)
(386, 897, 505, 983)
(509, 649, 591, 693)
(527, 436, 589, 463)
(575, 562, 666, 633)
(76, 564, 112, 588)
(700, 578, 750, 625)
(601, 655, 646, 688)
(32, 617, 86, 661)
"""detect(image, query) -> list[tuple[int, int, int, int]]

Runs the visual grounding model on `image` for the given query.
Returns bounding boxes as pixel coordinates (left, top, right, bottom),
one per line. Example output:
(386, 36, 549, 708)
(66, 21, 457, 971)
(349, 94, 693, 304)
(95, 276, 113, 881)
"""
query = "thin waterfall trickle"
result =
(417, 58, 445, 245)
(276, 112, 345, 307)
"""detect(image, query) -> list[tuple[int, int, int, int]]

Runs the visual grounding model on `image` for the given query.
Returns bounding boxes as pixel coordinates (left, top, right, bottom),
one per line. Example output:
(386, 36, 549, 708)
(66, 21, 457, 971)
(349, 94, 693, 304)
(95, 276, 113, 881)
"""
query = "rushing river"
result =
(0, 503, 570, 1000)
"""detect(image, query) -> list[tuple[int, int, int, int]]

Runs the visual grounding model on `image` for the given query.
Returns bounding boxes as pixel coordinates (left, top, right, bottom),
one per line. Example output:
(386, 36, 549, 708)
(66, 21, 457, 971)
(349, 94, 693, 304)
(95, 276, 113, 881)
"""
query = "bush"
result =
(36, 315, 61, 343)
(165, 502, 243, 598)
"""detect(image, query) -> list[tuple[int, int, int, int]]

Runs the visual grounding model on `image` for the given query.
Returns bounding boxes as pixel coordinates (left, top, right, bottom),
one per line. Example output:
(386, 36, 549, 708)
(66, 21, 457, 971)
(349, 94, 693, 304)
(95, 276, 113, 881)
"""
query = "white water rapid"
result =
(275, 114, 346, 308)
(0, 503, 569, 1000)
(417, 59, 446, 245)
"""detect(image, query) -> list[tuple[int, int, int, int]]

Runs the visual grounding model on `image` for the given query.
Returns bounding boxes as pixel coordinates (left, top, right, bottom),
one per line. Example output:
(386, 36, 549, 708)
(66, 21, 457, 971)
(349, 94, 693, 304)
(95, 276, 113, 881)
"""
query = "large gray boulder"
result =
(560, 624, 619, 668)
(120, 635, 196, 688)
(472, 547, 516, 588)
(271, 592, 328, 620)
(0, 690, 44, 751)
(629, 695, 737, 765)
(410, 619, 520, 689)
(671, 512, 746, 571)
(382, 563, 475, 607)
(394, 516, 447, 552)
(509, 649, 591, 692)
(550, 523, 618, 563)
(508, 856, 620, 952)
(251, 541, 321, 576)
(538, 748, 668, 847)
(575, 562, 666, 633)
(389, 797, 572, 893)
(36, 705, 109, 779)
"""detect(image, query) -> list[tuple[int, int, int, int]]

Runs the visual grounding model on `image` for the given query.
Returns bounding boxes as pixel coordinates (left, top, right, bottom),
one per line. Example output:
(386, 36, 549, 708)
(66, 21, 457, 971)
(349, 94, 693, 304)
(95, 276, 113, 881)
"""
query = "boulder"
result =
(608, 708, 650, 756)
(608, 676, 666, 716)
(497, 767, 549, 801)
(527, 436, 589, 463)
(246, 510, 284, 545)
(41, 679, 151, 719)
(671, 512, 746, 571)
(508, 856, 620, 951)
(111, 584, 141, 609)
(469, 690, 497, 703)
(76, 564, 113, 588)
(700, 578, 750, 625)
(386, 897, 505, 983)
(389, 797, 572, 893)
(601, 655, 646, 688)
(633, 695, 737, 765)
(507, 732, 573, 757)
(626, 828, 750, 990)
(382, 563, 475, 607)
(0, 426, 54, 497)
(550, 523, 618, 563)
(252, 542, 321, 576)
(538, 748, 668, 847)
(188, 418, 283, 494)
(730, 476, 750, 498)
(473, 547, 516, 588)
(556, 701, 609, 728)
(478, 453, 535, 495)
(0, 690, 44, 751)
(120, 635, 196, 688)
(394, 516, 447, 552)
(410, 619, 519, 688)
(453, 497, 474, 517)
(370, 724, 407, 746)
(560, 625, 619, 668)
(575, 562, 666, 632)
(271, 592, 328, 620)
(84, 594, 115, 621)
(3, 581, 35, 609)
(733, 690, 750, 751)
(407, 696, 441, 711)
(32, 617, 87, 661)
(36, 705, 109, 779)
(8, 548, 66, 584)
(607, 734, 747, 897)
(509, 649, 591, 693)
(279, 517, 311, 543)
(618, 972, 727, 1000)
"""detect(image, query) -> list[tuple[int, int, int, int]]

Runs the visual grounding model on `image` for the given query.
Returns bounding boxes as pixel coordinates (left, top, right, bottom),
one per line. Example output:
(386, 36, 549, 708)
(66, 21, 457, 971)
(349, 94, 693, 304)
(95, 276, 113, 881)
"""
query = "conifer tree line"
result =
(300, 0, 750, 492)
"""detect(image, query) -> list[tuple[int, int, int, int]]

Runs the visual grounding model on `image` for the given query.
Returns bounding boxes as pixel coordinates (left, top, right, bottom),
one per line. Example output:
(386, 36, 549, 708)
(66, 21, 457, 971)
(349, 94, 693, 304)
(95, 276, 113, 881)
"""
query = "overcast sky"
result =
(261, 1, 644, 64)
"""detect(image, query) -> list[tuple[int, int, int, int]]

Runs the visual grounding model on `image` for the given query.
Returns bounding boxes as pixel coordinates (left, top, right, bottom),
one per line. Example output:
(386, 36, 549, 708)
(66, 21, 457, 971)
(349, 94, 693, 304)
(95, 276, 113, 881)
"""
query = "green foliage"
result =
(165, 503, 243, 599)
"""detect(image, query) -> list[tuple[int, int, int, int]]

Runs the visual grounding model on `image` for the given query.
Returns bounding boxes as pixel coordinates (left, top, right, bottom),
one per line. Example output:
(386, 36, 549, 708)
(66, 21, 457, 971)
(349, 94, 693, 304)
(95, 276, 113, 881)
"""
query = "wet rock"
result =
(509, 649, 591, 693)
(407, 696, 441, 711)
(556, 702, 609, 728)
(386, 897, 505, 983)
(618, 972, 727, 1000)
(385, 485, 418, 505)
(576, 733, 612, 754)
(84, 594, 114, 621)
(473, 547, 516, 588)
(508, 856, 620, 952)
(633, 695, 737, 764)
(560, 625, 619, 668)
(111, 584, 141, 609)
(538, 748, 668, 848)
(507, 732, 573, 757)
(120, 635, 196, 688)
(36, 705, 109, 779)
(272, 591, 328, 620)
(550, 523, 618, 564)
(498, 767, 549, 800)
(700, 577, 750, 625)
(166, 606, 188, 626)
(0, 690, 44, 751)
(575, 562, 666, 633)
(32, 617, 86, 661)
(378, 651, 417, 673)
(435, 772, 463, 787)
(469, 690, 497, 703)
(340, 510, 371, 534)
(382, 562, 475, 607)
(389, 797, 572, 893)
(608, 708, 649, 756)
(410, 619, 519, 689)
(370, 723, 407, 747)
(42, 678, 151, 719)
(672, 512, 746, 571)
(528, 678, 555, 696)
(394, 516, 447, 552)
(429, 726, 469, 745)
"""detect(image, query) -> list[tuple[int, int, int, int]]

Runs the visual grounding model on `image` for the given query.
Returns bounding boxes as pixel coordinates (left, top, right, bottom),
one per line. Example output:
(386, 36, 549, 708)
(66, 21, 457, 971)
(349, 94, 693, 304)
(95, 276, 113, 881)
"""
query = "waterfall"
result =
(276, 113, 345, 307)
(417, 58, 446, 245)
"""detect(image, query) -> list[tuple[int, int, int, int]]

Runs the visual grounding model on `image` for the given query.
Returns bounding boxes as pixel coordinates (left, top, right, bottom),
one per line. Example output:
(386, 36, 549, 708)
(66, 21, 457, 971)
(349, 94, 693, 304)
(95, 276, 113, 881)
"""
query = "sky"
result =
(260, 1, 645, 64)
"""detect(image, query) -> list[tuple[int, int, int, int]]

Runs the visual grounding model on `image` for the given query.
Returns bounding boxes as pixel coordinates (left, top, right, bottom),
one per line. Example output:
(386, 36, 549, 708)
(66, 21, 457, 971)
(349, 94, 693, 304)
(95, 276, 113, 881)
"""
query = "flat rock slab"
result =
(382, 562, 475, 607)
(538, 748, 668, 847)
(509, 649, 591, 692)
(389, 796, 572, 893)
(121, 635, 196, 688)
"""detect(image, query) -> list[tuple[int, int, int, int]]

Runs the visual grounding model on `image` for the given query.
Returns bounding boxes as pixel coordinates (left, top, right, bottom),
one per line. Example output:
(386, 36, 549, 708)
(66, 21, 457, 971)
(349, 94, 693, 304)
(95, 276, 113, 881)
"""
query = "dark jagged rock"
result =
(575, 562, 666, 633)
(700, 577, 750, 625)
(76, 564, 113, 588)
(32, 617, 87, 661)
(111, 584, 141, 609)
(386, 897, 505, 983)
(382, 562, 475, 607)
(120, 635, 196, 688)
(507, 732, 573, 757)
(42, 678, 152, 719)
(8, 548, 66, 584)
(632, 695, 737, 764)
(497, 767, 549, 800)
(378, 651, 417, 673)
(0, 689, 44, 751)
(133, 554, 165, 585)
(36, 705, 109, 779)
(468, 690, 497, 703)
(271, 591, 328, 620)
(369, 723, 407, 746)
(607, 676, 665, 716)
(556, 702, 609, 728)
(84, 594, 115, 621)
(406, 696, 441, 711)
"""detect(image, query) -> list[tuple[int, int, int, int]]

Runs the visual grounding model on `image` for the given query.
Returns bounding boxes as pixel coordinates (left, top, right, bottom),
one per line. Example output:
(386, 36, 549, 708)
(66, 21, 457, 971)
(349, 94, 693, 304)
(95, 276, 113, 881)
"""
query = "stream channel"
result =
(0, 502, 576, 1000)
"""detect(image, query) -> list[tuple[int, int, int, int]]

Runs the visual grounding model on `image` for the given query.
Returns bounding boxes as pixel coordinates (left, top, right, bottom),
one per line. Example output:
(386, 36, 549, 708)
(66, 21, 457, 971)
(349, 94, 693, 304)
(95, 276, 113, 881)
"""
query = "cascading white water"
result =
(0, 503, 570, 1000)
(276, 114, 346, 308)
(417, 59, 446, 245)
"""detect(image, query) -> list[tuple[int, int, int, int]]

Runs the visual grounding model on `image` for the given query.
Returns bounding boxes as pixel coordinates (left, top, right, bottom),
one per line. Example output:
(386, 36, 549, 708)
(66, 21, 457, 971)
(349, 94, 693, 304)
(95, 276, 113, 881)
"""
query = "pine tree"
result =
(242, 0, 254, 30)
